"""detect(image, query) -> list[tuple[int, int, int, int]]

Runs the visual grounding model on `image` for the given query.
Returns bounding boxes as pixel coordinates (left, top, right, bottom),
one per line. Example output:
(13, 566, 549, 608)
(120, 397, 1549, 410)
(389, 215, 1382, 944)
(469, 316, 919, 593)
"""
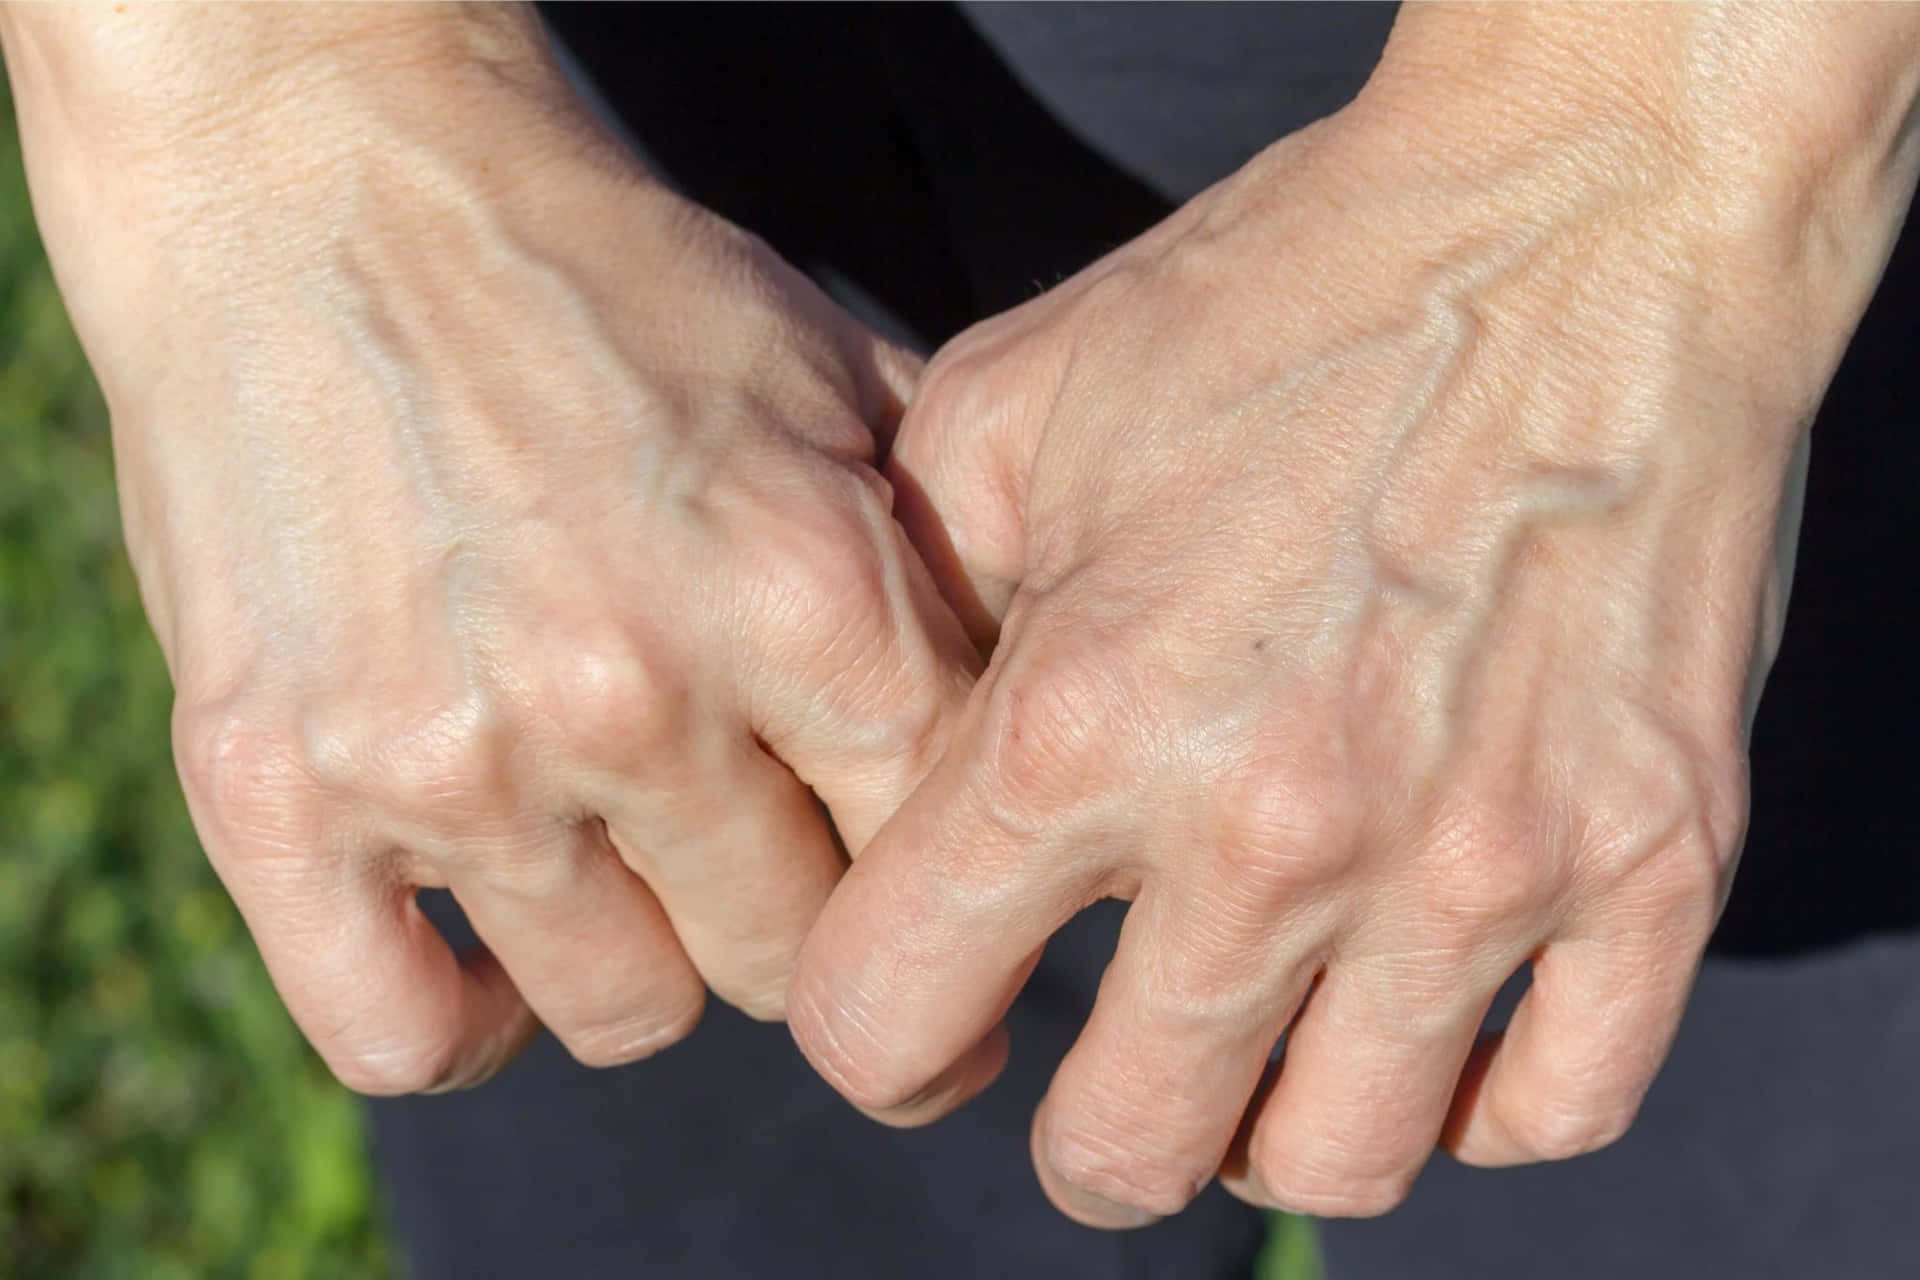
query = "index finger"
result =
(786, 659, 1114, 1120)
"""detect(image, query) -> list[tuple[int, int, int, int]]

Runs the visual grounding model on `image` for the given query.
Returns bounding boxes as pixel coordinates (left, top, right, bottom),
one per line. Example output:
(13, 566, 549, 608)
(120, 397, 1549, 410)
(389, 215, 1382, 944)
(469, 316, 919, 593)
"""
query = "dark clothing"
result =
(370, 7, 1920, 1276)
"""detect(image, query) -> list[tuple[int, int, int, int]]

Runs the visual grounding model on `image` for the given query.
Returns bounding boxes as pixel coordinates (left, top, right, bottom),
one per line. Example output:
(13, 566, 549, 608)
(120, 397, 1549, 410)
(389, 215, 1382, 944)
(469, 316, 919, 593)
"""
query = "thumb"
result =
(745, 500, 983, 856)
(884, 333, 1057, 651)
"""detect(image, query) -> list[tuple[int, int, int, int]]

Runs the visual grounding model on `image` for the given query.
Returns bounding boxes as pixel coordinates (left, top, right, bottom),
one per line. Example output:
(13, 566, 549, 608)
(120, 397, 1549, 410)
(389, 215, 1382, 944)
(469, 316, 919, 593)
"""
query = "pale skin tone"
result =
(0, 4, 980, 1091)
(6, 0, 1918, 1229)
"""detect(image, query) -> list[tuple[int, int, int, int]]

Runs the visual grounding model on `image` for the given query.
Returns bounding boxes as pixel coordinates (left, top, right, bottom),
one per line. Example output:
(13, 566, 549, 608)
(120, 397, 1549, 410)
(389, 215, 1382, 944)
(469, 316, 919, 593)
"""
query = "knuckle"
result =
(1698, 748, 1751, 863)
(1212, 763, 1361, 906)
(891, 360, 1027, 595)
(172, 702, 317, 850)
(976, 627, 1136, 823)
(744, 465, 963, 771)
(760, 470, 896, 618)
(1577, 728, 1748, 940)
(1584, 717, 1749, 882)
(328, 1035, 462, 1097)
(908, 345, 994, 442)
(1250, 1146, 1415, 1219)
(1495, 1090, 1637, 1162)
(786, 973, 926, 1112)
(372, 701, 511, 818)
(1633, 830, 1725, 940)
(566, 991, 705, 1069)
(1047, 1125, 1205, 1218)
(529, 628, 687, 769)
(1425, 796, 1560, 928)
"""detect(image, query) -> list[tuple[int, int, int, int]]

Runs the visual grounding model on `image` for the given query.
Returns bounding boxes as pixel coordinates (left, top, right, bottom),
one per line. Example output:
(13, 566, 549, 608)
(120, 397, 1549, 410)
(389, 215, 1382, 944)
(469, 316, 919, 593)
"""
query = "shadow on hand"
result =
(540, 1, 1920, 958)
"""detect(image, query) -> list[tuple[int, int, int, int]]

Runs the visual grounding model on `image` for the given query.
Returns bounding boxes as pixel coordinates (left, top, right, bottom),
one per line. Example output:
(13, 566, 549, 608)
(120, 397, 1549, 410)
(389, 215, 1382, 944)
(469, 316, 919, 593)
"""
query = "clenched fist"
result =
(790, 4, 1920, 1226)
(4, 5, 975, 1092)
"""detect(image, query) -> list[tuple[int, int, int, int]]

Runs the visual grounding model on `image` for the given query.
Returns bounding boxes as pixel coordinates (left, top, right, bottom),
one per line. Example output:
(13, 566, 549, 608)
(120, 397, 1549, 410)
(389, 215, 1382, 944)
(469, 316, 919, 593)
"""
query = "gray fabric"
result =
(962, 2, 1395, 201)
(1322, 933, 1920, 1279)
(368, 8, 1920, 1276)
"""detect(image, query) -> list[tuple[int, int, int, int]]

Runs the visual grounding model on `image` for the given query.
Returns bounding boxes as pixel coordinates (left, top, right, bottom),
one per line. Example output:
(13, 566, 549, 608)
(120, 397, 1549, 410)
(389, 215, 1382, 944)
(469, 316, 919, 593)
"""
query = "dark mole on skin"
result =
(1252, 637, 1267, 653)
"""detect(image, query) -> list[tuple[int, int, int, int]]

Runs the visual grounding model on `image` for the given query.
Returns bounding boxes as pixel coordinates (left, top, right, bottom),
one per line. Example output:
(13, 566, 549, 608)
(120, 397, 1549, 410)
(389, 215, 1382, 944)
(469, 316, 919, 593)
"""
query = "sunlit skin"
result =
(0, 5, 977, 1093)
(788, 3, 1920, 1225)
(5, 0, 1919, 1233)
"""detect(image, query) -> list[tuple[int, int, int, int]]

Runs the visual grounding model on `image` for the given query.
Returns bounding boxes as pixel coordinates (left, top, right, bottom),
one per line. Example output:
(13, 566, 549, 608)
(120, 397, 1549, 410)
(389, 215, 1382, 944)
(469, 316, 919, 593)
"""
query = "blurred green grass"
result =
(0, 70, 1316, 1280)
(0, 80, 395, 1279)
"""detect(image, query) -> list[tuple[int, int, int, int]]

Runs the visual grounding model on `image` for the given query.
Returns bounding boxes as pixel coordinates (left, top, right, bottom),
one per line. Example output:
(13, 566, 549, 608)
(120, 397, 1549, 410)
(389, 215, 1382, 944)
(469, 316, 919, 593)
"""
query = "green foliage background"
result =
(0, 80, 394, 1279)
(0, 71, 1316, 1280)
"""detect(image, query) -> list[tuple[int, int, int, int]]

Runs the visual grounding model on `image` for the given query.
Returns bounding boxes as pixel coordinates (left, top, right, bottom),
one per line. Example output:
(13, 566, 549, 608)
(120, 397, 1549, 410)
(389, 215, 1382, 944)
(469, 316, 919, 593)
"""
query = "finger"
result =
(859, 1019, 1017, 1130)
(175, 715, 537, 1093)
(1029, 885, 1320, 1228)
(787, 708, 1101, 1119)
(883, 452, 1005, 653)
(592, 736, 848, 1021)
(860, 335, 924, 456)
(449, 822, 707, 1066)
(749, 481, 983, 855)
(1441, 929, 1703, 1167)
(218, 848, 536, 1095)
(1223, 948, 1506, 1218)
(881, 329, 1056, 643)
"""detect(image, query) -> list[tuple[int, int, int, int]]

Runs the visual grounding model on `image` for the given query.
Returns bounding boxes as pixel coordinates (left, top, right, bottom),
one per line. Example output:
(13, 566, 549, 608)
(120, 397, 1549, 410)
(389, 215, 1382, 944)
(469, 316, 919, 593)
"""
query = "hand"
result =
(790, 6, 1920, 1224)
(5, 7, 976, 1092)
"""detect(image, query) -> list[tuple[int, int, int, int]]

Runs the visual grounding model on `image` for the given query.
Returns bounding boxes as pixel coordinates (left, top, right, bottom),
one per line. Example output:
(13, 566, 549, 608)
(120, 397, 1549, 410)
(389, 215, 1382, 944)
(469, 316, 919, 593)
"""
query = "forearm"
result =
(1275, 3, 1920, 431)
(0, 2, 567, 156)
(1366, 2, 1920, 194)
(0, 3, 657, 409)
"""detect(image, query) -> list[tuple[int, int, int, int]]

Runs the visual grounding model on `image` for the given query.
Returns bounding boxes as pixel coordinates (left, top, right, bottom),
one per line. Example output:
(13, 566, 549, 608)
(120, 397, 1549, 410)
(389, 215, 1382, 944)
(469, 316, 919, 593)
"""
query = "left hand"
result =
(790, 5, 1920, 1226)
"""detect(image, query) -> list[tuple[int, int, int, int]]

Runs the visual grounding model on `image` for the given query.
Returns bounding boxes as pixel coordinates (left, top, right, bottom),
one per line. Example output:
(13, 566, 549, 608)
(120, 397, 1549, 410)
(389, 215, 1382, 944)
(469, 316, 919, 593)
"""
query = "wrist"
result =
(0, 3, 560, 156)
(0, 3, 640, 242)
(1275, 4, 1920, 413)
(1357, 4, 1920, 196)
(2, 3, 664, 388)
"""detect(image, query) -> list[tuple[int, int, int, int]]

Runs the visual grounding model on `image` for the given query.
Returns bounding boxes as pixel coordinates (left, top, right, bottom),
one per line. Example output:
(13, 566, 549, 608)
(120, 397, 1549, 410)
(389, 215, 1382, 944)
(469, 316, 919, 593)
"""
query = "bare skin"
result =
(788, 3, 1920, 1226)
(11, 0, 1920, 1234)
(0, 5, 978, 1093)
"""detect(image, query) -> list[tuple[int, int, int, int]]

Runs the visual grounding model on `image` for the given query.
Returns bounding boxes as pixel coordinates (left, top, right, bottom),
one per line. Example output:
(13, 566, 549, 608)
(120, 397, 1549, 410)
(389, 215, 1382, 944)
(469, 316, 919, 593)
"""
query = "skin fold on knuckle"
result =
(972, 628, 1143, 835)
(1489, 1083, 1639, 1163)
(1247, 1142, 1418, 1219)
(326, 1029, 466, 1098)
(172, 701, 324, 858)
(1208, 760, 1364, 918)
(521, 624, 690, 774)
(785, 968, 928, 1112)
(1044, 1112, 1210, 1219)
(1419, 792, 1565, 934)
(563, 992, 706, 1070)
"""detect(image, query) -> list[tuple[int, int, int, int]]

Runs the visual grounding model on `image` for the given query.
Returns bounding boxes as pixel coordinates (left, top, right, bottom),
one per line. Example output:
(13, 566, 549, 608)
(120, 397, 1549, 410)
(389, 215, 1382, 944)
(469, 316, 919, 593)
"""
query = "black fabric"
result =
(375, 896, 1265, 1279)
(544, 3, 1176, 337)
(1725, 214, 1920, 954)
(369, 5, 1920, 1276)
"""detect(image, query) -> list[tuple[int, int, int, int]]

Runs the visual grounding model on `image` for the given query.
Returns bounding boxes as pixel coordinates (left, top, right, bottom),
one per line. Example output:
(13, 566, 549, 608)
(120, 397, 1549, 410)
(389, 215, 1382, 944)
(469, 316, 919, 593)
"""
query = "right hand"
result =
(3, 5, 979, 1092)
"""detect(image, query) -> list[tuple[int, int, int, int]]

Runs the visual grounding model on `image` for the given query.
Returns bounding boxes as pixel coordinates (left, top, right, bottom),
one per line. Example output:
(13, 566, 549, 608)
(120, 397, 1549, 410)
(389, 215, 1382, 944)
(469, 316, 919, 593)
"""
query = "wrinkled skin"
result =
(6, 9, 977, 1093)
(789, 39, 1919, 1225)
(12, 0, 1920, 1232)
